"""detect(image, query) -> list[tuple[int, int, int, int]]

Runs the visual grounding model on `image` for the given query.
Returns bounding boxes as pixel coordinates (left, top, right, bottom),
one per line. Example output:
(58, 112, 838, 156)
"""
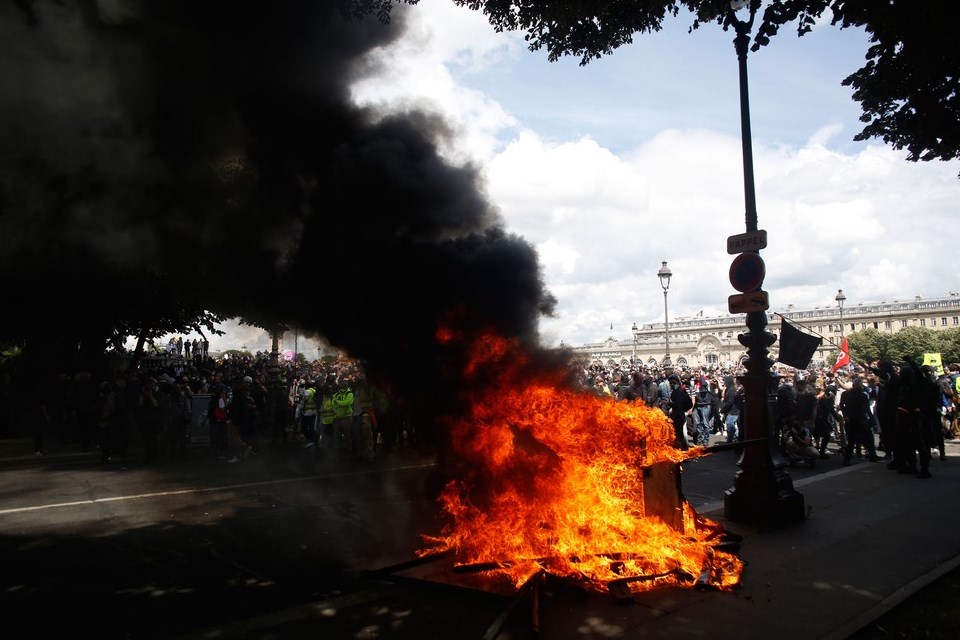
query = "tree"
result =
(886, 327, 937, 365)
(847, 328, 889, 363)
(442, 0, 960, 171)
(933, 328, 960, 366)
(847, 327, 960, 368)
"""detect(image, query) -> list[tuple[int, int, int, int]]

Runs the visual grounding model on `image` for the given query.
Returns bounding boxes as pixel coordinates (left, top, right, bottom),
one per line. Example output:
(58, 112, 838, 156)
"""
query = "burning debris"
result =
(418, 333, 744, 595)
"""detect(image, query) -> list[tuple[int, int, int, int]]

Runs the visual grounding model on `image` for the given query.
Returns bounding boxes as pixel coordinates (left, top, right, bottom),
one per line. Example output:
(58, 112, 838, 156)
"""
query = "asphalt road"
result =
(0, 437, 951, 639)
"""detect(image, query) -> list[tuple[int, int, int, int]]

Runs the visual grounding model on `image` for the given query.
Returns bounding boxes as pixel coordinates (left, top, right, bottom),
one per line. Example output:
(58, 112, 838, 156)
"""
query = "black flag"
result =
(778, 318, 822, 369)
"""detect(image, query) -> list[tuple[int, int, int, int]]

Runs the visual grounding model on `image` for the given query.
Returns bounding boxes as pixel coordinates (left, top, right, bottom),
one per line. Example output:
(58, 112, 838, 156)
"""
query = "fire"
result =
(419, 333, 743, 594)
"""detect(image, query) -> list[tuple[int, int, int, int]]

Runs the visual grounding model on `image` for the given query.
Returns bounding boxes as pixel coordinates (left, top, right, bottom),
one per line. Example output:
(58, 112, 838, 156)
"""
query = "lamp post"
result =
(836, 289, 846, 339)
(264, 327, 283, 442)
(631, 322, 639, 365)
(722, 0, 804, 527)
(658, 261, 672, 368)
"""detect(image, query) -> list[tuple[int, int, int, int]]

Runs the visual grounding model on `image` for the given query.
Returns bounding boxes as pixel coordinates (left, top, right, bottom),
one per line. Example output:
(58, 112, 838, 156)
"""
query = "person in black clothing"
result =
(720, 376, 745, 455)
(919, 365, 946, 461)
(616, 371, 642, 402)
(894, 361, 932, 477)
(775, 377, 797, 441)
(865, 360, 900, 464)
(641, 373, 659, 409)
(814, 387, 843, 459)
(667, 374, 692, 451)
(225, 377, 256, 462)
(137, 377, 163, 463)
(794, 378, 818, 437)
(838, 376, 880, 465)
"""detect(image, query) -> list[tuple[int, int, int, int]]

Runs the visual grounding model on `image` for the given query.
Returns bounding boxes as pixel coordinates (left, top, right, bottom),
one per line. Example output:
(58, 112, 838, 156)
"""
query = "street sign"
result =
(726, 229, 767, 254)
(729, 252, 766, 292)
(728, 290, 769, 314)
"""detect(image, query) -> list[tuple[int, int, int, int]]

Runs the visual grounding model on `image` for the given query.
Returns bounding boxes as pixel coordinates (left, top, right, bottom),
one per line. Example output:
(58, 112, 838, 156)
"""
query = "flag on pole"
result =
(833, 337, 850, 372)
(777, 318, 822, 369)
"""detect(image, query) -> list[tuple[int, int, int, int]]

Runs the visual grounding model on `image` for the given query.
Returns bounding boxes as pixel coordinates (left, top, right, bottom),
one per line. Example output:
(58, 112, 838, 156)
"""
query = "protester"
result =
(332, 376, 355, 460)
(668, 374, 693, 450)
(691, 378, 718, 446)
(839, 376, 880, 466)
(781, 417, 818, 467)
(720, 375, 742, 448)
(893, 361, 932, 477)
(814, 387, 842, 459)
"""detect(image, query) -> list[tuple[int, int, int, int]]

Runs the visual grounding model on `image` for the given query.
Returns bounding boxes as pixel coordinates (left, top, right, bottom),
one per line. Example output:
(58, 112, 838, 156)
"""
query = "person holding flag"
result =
(834, 337, 851, 372)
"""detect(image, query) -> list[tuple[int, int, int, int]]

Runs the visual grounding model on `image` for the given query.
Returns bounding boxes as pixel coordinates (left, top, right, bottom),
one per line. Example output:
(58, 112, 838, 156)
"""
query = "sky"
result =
(202, 0, 960, 355)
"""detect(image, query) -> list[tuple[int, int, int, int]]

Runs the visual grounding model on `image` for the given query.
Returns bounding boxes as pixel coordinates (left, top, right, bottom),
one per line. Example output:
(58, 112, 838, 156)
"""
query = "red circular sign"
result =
(729, 253, 765, 292)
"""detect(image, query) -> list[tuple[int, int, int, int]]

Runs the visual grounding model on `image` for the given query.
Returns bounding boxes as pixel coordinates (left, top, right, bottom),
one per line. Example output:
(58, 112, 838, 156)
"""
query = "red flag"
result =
(833, 337, 850, 372)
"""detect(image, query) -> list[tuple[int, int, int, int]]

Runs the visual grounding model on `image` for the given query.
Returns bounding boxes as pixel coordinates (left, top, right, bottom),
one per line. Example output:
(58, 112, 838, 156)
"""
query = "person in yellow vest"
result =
(317, 381, 337, 456)
(331, 376, 355, 460)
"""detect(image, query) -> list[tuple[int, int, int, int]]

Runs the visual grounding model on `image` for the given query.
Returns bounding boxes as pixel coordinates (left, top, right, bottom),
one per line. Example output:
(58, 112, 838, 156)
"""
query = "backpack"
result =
(696, 390, 711, 408)
(680, 390, 693, 412)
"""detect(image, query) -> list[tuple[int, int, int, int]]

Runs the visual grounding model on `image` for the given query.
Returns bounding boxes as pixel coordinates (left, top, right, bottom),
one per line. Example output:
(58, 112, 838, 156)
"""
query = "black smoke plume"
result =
(0, 1, 558, 435)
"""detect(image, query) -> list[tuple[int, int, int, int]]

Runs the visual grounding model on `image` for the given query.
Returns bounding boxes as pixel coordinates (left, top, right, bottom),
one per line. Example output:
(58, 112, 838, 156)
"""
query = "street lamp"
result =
(631, 322, 639, 364)
(836, 289, 847, 339)
(658, 261, 672, 367)
(722, 0, 804, 527)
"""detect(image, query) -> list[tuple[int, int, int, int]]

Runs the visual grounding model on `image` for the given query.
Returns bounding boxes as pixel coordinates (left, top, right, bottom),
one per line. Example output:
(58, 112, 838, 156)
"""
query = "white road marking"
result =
(0, 462, 436, 516)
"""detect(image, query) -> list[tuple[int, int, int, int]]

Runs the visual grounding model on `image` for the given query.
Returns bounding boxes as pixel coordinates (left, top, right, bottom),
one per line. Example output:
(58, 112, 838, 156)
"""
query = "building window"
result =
(873, 322, 878, 329)
(920, 319, 926, 327)
(942, 317, 948, 326)
(901, 320, 908, 328)
(706, 354, 719, 365)
(884, 321, 892, 330)
(954, 317, 959, 326)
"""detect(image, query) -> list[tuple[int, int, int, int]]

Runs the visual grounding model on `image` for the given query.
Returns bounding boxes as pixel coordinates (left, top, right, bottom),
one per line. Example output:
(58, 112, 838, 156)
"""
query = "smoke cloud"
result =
(0, 1, 557, 431)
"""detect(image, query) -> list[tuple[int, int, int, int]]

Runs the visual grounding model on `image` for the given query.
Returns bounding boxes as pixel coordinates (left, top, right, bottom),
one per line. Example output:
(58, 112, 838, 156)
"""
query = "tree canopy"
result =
(847, 327, 960, 367)
(442, 0, 960, 169)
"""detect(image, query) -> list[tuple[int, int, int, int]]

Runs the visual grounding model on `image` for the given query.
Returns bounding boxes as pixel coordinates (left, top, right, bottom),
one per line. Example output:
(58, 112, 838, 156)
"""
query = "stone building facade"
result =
(571, 293, 960, 369)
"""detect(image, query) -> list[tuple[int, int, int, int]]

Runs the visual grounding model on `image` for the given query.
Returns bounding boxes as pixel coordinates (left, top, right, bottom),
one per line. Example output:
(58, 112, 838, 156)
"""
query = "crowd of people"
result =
(0, 351, 422, 466)
(3, 348, 957, 476)
(572, 357, 960, 476)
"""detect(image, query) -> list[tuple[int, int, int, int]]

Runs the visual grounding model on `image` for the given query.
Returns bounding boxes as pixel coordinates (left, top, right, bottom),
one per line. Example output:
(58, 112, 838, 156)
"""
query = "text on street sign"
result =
(726, 230, 767, 255)
(728, 290, 770, 314)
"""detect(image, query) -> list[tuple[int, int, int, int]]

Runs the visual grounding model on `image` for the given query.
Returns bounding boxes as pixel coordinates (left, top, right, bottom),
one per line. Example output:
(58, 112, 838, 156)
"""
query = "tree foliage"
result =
(847, 327, 960, 367)
(846, 328, 888, 363)
(442, 0, 960, 170)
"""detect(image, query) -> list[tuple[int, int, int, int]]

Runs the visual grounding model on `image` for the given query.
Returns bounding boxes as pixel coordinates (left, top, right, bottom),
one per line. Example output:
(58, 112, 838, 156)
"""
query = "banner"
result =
(777, 318, 822, 369)
(923, 353, 944, 376)
(833, 337, 850, 372)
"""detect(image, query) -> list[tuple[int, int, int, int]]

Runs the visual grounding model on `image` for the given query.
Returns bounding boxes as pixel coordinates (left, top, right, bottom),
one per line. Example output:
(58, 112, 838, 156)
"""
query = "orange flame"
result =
(419, 333, 743, 594)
